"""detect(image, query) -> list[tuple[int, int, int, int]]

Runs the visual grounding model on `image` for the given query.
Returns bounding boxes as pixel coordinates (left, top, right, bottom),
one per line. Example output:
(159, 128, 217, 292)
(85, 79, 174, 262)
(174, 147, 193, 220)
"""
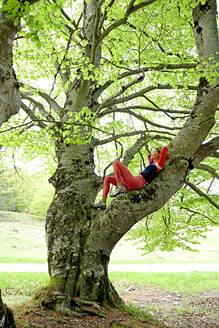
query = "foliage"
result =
(127, 172, 218, 253)
(0, 0, 218, 254)
(0, 162, 54, 215)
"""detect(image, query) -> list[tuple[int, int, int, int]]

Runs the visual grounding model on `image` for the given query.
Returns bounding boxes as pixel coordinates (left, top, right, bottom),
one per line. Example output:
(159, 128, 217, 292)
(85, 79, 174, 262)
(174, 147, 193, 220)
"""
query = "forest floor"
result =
(13, 283, 219, 328)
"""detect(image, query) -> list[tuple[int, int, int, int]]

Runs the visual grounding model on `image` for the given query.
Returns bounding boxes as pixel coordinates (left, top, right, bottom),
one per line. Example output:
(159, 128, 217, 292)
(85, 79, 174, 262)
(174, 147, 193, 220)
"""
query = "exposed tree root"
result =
(34, 288, 117, 319)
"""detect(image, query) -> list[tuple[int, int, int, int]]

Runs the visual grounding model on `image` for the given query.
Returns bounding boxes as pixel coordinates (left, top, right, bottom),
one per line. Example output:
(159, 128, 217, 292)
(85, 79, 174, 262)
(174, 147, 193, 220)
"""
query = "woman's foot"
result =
(91, 201, 106, 210)
(110, 185, 127, 197)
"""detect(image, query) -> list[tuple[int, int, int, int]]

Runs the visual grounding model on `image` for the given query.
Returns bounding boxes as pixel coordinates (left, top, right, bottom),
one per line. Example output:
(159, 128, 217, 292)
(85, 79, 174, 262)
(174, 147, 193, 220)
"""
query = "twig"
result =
(180, 206, 218, 224)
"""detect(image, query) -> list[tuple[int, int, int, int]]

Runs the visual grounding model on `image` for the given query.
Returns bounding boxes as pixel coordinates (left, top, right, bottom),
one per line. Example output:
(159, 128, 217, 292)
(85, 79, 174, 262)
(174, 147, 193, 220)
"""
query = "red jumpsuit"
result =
(102, 146, 168, 199)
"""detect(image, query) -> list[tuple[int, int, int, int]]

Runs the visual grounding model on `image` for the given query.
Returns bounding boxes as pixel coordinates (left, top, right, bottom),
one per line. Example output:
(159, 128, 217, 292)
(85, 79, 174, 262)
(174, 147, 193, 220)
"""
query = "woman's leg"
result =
(102, 176, 117, 201)
(112, 160, 145, 191)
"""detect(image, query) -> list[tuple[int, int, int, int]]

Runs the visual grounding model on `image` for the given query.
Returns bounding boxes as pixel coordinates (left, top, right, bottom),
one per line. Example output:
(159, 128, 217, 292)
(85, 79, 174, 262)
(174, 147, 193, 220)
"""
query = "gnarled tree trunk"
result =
(42, 142, 121, 315)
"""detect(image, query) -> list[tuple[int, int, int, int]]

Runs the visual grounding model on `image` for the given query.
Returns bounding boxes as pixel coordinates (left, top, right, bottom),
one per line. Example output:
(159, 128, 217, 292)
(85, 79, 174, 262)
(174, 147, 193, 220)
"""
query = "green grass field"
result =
(1, 271, 219, 307)
(0, 210, 219, 264)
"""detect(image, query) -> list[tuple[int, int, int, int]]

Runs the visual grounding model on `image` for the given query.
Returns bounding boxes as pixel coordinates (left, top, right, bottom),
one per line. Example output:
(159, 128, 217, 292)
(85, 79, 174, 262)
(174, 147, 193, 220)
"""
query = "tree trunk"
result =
(0, 12, 20, 126)
(0, 290, 16, 328)
(40, 141, 121, 316)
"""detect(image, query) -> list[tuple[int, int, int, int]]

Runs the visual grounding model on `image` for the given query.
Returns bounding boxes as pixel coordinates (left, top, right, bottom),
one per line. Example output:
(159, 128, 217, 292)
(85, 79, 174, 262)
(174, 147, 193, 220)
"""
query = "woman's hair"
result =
(152, 147, 171, 160)
(153, 147, 161, 153)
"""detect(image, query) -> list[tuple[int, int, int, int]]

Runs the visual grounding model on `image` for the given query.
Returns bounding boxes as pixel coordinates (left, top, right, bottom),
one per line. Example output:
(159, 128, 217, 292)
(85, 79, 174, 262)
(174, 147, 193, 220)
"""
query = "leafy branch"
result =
(20, 83, 63, 115)
(96, 63, 198, 97)
(180, 207, 218, 225)
(96, 0, 157, 47)
(185, 180, 219, 210)
(98, 107, 182, 131)
(96, 84, 198, 111)
(194, 163, 219, 180)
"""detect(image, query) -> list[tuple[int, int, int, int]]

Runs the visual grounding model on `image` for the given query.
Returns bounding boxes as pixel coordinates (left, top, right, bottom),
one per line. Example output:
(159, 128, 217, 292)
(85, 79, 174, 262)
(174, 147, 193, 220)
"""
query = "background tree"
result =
(0, 0, 218, 317)
(0, 0, 41, 324)
(0, 0, 40, 125)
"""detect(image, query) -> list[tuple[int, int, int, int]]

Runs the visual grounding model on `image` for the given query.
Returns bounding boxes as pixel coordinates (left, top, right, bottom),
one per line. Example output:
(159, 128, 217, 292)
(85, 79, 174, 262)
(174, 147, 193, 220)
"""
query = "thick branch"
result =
(185, 180, 219, 210)
(122, 135, 149, 167)
(193, 136, 219, 164)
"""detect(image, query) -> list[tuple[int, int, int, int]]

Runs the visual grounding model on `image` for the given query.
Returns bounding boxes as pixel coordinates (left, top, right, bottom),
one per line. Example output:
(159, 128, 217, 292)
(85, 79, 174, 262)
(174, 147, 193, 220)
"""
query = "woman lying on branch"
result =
(92, 146, 169, 210)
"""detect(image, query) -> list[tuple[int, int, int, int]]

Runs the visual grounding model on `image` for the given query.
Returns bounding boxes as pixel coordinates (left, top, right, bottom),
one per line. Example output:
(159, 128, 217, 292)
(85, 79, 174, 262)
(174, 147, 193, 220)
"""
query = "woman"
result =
(92, 146, 168, 210)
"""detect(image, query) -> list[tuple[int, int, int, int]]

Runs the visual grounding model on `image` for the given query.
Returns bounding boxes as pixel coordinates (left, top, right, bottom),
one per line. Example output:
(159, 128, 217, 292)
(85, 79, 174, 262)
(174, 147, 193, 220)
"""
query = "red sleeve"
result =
(157, 146, 168, 168)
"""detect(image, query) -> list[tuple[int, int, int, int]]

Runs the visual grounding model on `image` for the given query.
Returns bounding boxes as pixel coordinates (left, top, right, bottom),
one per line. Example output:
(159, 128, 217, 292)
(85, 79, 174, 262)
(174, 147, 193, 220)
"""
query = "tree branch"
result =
(180, 207, 218, 225)
(98, 0, 116, 35)
(194, 163, 219, 180)
(98, 75, 144, 109)
(97, 130, 170, 146)
(51, 0, 79, 29)
(21, 102, 47, 128)
(96, 84, 198, 111)
(193, 136, 219, 164)
(122, 135, 149, 167)
(20, 83, 63, 115)
(96, 63, 197, 97)
(96, 0, 157, 46)
(51, 31, 74, 92)
(21, 93, 56, 121)
(0, 121, 35, 134)
(98, 107, 182, 130)
(100, 105, 190, 115)
(185, 180, 219, 210)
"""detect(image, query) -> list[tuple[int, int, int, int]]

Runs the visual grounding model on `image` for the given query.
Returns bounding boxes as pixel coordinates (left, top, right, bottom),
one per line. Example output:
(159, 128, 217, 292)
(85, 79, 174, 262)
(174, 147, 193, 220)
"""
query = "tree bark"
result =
(0, 0, 40, 126)
(0, 12, 20, 126)
(40, 141, 121, 316)
(0, 290, 16, 328)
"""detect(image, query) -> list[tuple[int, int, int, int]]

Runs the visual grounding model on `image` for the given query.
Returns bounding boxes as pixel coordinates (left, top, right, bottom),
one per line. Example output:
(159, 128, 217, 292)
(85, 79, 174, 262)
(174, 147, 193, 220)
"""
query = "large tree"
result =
(0, 0, 218, 317)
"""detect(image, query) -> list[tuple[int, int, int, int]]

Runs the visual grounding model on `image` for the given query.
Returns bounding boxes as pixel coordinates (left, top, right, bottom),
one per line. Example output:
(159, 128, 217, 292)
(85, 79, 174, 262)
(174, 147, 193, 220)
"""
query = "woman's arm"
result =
(157, 146, 168, 168)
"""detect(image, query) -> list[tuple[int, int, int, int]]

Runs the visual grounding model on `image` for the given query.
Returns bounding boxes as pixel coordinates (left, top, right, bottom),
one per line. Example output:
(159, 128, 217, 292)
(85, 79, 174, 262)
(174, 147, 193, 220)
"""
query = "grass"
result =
(109, 271, 219, 294)
(0, 272, 49, 306)
(0, 211, 47, 263)
(124, 303, 161, 325)
(1, 271, 218, 307)
(1, 210, 219, 264)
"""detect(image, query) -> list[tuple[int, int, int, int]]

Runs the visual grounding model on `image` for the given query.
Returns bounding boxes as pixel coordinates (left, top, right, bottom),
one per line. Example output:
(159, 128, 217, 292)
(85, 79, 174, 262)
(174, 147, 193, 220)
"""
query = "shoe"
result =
(91, 201, 106, 210)
(110, 185, 127, 197)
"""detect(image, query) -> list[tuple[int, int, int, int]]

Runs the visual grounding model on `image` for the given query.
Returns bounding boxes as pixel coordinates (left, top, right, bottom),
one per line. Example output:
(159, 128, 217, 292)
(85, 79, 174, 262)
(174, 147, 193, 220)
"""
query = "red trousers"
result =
(103, 160, 146, 198)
